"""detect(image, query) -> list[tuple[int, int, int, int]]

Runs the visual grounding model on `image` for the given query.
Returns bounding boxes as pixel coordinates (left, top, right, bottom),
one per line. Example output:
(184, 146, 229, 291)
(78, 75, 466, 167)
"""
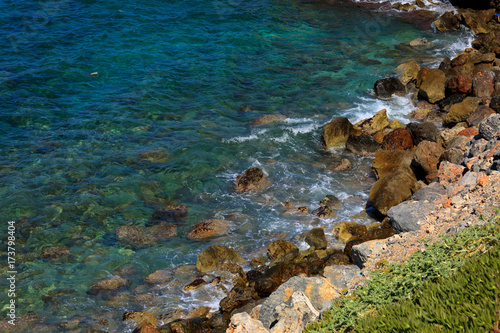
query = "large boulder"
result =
(382, 128, 414, 150)
(444, 97, 481, 126)
(407, 122, 440, 144)
(187, 219, 229, 240)
(387, 200, 434, 233)
(235, 167, 269, 193)
(304, 228, 328, 250)
(322, 265, 361, 291)
(368, 166, 417, 216)
(411, 140, 445, 177)
(355, 109, 389, 136)
(227, 312, 269, 333)
(267, 240, 299, 262)
(472, 69, 495, 98)
(433, 11, 460, 32)
(351, 239, 386, 268)
(396, 60, 420, 85)
(266, 291, 320, 333)
(418, 68, 446, 103)
(461, 10, 491, 35)
(411, 182, 447, 202)
(373, 77, 406, 99)
(372, 149, 414, 180)
(321, 117, 359, 150)
(196, 245, 245, 273)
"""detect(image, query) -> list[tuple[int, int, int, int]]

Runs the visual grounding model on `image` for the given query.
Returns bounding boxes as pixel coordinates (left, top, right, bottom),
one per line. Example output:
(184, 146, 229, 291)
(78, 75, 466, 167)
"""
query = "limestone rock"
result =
(409, 109, 430, 120)
(235, 167, 269, 193)
(382, 128, 413, 150)
(387, 200, 434, 233)
(196, 245, 245, 273)
(418, 69, 446, 103)
(227, 312, 269, 333)
(351, 239, 386, 268)
(268, 291, 320, 333)
(187, 219, 229, 240)
(321, 117, 359, 150)
(373, 78, 405, 100)
(411, 182, 447, 201)
(355, 109, 390, 136)
(479, 114, 500, 140)
(304, 228, 328, 250)
(396, 60, 420, 85)
(322, 265, 361, 291)
(250, 114, 287, 125)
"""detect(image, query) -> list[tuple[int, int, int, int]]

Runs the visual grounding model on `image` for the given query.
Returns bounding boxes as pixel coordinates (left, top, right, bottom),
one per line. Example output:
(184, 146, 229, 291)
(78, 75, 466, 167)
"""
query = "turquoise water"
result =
(0, 0, 470, 329)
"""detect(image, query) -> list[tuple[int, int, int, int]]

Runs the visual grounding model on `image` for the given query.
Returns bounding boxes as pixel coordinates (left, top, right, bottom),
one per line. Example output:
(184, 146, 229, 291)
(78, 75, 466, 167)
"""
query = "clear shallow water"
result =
(0, 0, 471, 329)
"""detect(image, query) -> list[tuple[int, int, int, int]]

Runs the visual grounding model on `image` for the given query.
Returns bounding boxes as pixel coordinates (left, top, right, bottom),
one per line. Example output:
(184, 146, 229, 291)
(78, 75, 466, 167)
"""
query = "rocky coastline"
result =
(4, 1, 500, 333)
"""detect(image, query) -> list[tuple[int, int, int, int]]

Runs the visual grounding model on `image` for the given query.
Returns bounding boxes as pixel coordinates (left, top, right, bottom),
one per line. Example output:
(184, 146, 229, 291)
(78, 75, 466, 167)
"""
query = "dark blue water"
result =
(0, 0, 470, 329)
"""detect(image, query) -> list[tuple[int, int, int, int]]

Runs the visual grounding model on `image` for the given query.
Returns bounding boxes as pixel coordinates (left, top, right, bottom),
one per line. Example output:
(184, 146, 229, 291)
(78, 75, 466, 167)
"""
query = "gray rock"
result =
(323, 265, 361, 290)
(459, 171, 479, 187)
(228, 312, 269, 333)
(387, 200, 434, 233)
(351, 239, 386, 269)
(479, 114, 500, 141)
(411, 182, 447, 201)
(268, 292, 319, 333)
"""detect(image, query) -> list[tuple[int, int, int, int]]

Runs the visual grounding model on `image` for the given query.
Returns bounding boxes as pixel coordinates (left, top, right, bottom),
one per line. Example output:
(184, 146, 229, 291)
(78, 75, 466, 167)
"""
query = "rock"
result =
(440, 126, 466, 149)
(235, 167, 269, 193)
(355, 109, 390, 136)
(123, 311, 159, 328)
(139, 148, 169, 163)
(479, 114, 500, 140)
(267, 240, 299, 261)
(467, 105, 495, 127)
(321, 117, 359, 150)
(368, 166, 417, 216)
(345, 134, 381, 156)
(437, 161, 465, 184)
(412, 140, 445, 177)
(396, 60, 420, 85)
(409, 109, 430, 120)
(461, 11, 491, 35)
(196, 245, 245, 273)
(332, 222, 368, 243)
(40, 245, 71, 261)
(323, 265, 361, 291)
(250, 114, 287, 125)
(409, 38, 434, 49)
(387, 200, 434, 233)
(438, 93, 467, 113)
(382, 128, 414, 150)
(411, 182, 447, 201)
(458, 127, 479, 137)
(329, 158, 352, 171)
(351, 239, 386, 268)
(390, 120, 405, 129)
(116, 223, 177, 248)
(490, 95, 500, 112)
(472, 69, 495, 98)
(459, 171, 479, 186)
(144, 268, 173, 284)
(407, 122, 440, 144)
(373, 78, 406, 100)
(220, 285, 260, 316)
(42, 288, 76, 303)
(133, 324, 160, 333)
(446, 75, 473, 94)
(184, 278, 207, 291)
(418, 69, 446, 103)
(187, 219, 229, 240)
(392, 3, 416, 11)
(372, 149, 414, 180)
(319, 195, 343, 209)
(258, 276, 338, 329)
(311, 205, 336, 218)
(152, 205, 187, 222)
(304, 228, 328, 250)
(267, 291, 320, 333)
(227, 312, 269, 333)
(433, 11, 460, 32)
(88, 277, 131, 295)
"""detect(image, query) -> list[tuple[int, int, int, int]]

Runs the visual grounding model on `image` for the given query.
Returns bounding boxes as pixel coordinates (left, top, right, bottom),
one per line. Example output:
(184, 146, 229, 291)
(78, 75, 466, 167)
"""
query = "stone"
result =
(438, 93, 467, 113)
(187, 219, 229, 240)
(345, 134, 381, 156)
(467, 106, 495, 127)
(409, 38, 434, 49)
(479, 114, 500, 140)
(258, 276, 338, 329)
(409, 109, 430, 120)
(311, 205, 336, 218)
(268, 291, 320, 333)
(437, 161, 465, 184)
(440, 126, 466, 149)
(304, 228, 328, 250)
(412, 140, 445, 176)
(382, 128, 413, 150)
(461, 11, 491, 35)
(373, 77, 406, 100)
(40, 245, 71, 261)
(459, 171, 479, 187)
(332, 222, 368, 243)
(152, 205, 187, 222)
(329, 158, 352, 171)
(407, 122, 440, 144)
(351, 239, 386, 268)
(133, 324, 160, 333)
(250, 114, 287, 125)
(472, 69, 495, 98)
(490, 95, 500, 112)
(396, 60, 420, 85)
(411, 182, 447, 201)
(115, 223, 177, 248)
(387, 200, 434, 233)
(355, 109, 390, 136)
(458, 128, 479, 137)
(444, 97, 481, 126)
(123, 311, 159, 328)
(196, 245, 245, 273)
(368, 166, 417, 216)
(372, 149, 414, 180)
(322, 265, 361, 291)
(235, 167, 269, 193)
(184, 278, 207, 291)
(418, 69, 446, 103)
(390, 119, 405, 129)
(392, 3, 416, 11)
(433, 11, 460, 32)
(139, 148, 169, 163)
(267, 240, 299, 261)
(88, 277, 131, 295)
(319, 195, 343, 209)
(321, 117, 359, 150)
(227, 312, 269, 333)
(446, 75, 473, 94)
(144, 268, 173, 284)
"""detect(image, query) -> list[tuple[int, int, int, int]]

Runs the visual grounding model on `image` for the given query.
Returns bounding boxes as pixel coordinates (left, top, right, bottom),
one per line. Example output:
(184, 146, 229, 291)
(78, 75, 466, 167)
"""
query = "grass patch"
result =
(304, 210, 500, 333)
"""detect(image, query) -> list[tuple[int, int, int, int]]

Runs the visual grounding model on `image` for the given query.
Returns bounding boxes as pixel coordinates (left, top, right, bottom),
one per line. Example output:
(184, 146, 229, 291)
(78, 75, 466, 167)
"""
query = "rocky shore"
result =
(4, 1, 500, 333)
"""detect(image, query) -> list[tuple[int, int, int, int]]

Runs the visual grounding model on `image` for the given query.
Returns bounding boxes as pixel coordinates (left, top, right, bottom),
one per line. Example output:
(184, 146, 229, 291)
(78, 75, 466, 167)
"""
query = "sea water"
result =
(0, 0, 471, 330)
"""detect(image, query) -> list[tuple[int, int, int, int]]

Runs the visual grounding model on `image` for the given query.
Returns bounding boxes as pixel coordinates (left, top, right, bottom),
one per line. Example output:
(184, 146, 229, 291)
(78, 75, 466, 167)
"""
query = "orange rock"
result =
(478, 176, 489, 186)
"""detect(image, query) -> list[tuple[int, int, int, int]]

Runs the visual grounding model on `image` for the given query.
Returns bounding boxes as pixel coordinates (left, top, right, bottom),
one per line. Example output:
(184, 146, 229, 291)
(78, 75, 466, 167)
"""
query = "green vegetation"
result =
(304, 211, 500, 333)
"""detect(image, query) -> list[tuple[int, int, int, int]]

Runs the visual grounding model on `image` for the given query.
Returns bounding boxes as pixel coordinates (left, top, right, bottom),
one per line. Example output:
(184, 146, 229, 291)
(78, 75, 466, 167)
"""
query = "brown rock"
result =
(267, 240, 299, 261)
(373, 77, 406, 99)
(472, 69, 495, 98)
(329, 158, 351, 171)
(88, 277, 131, 295)
(390, 120, 405, 129)
(152, 205, 187, 222)
(227, 312, 268, 333)
(458, 127, 479, 137)
(437, 161, 465, 184)
(133, 324, 160, 333)
(372, 149, 414, 180)
(311, 205, 336, 218)
(396, 60, 420, 85)
(304, 228, 328, 250)
(445, 97, 481, 126)
(220, 285, 259, 315)
(461, 11, 491, 35)
(116, 223, 177, 248)
(446, 75, 472, 94)
(250, 114, 287, 125)
(123, 311, 159, 328)
(40, 245, 71, 261)
(433, 11, 460, 32)
(144, 268, 173, 284)
(187, 306, 211, 319)
(467, 106, 495, 127)
(184, 278, 207, 291)
(139, 148, 169, 163)
(187, 219, 229, 240)
(412, 140, 445, 176)
(355, 109, 389, 136)
(382, 128, 414, 150)
(409, 109, 430, 120)
(418, 69, 446, 103)
(235, 167, 269, 193)
(196, 245, 245, 273)
(321, 117, 359, 150)
(345, 133, 381, 156)
(332, 222, 368, 243)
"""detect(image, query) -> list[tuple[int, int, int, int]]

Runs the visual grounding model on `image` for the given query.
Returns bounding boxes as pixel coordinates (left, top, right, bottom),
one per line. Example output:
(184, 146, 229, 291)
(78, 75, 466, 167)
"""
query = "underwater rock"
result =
(123, 311, 159, 329)
(329, 158, 352, 171)
(87, 277, 131, 295)
(40, 245, 71, 261)
(235, 167, 269, 193)
(152, 204, 187, 222)
(249, 114, 287, 125)
(187, 219, 229, 240)
(115, 223, 177, 248)
(143, 268, 173, 284)
(196, 244, 245, 273)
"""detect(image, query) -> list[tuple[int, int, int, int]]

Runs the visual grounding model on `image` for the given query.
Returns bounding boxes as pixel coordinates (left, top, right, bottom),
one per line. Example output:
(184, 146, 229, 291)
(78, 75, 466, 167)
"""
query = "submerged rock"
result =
(235, 167, 269, 193)
(40, 245, 71, 261)
(115, 223, 177, 248)
(152, 204, 187, 222)
(87, 277, 131, 295)
(196, 245, 245, 273)
(250, 114, 287, 125)
(187, 219, 229, 240)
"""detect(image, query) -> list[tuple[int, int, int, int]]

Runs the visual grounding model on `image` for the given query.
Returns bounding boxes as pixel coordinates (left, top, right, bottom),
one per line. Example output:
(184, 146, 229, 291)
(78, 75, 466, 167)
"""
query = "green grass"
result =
(304, 209, 500, 333)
